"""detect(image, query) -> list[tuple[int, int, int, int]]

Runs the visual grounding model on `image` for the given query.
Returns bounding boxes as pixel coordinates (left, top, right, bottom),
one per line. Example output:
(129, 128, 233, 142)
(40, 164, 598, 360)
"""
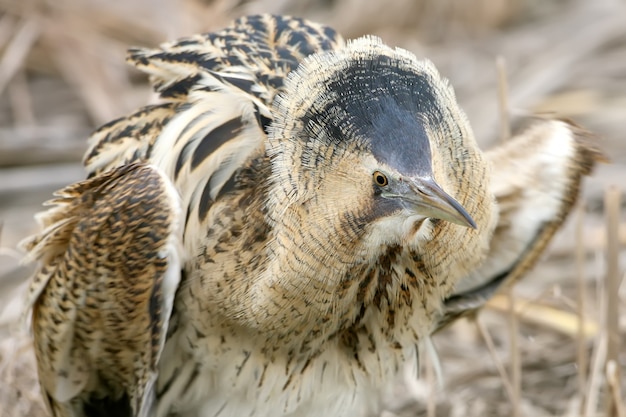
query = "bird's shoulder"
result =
(128, 14, 344, 105)
(83, 14, 344, 226)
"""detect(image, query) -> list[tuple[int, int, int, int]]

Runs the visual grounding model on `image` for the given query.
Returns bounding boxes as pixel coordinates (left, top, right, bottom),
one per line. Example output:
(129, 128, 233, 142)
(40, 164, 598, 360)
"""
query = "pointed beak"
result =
(400, 177, 476, 229)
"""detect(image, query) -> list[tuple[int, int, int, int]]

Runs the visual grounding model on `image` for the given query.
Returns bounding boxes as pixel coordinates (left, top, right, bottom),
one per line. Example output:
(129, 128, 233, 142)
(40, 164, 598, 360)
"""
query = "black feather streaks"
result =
(88, 15, 342, 180)
(198, 178, 215, 223)
(191, 117, 244, 170)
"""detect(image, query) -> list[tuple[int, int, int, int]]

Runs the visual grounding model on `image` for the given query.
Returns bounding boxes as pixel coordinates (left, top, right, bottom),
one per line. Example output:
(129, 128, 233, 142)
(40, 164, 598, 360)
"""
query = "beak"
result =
(399, 177, 477, 229)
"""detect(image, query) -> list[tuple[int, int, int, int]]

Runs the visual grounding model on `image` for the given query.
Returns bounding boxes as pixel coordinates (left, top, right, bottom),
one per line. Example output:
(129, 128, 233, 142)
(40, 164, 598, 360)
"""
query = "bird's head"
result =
(267, 36, 489, 253)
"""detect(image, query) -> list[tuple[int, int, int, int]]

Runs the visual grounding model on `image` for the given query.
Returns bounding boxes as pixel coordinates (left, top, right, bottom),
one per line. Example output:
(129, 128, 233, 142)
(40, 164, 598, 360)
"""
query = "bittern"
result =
(22, 14, 600, 417)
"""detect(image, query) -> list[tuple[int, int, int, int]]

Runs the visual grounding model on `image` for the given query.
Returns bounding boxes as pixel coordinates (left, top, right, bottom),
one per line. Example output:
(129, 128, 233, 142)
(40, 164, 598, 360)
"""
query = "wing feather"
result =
(126, 14, 344, 105)
(22, 163, 183, 417)
(84, 103, 180, 176)
(439, 119, 604, 326)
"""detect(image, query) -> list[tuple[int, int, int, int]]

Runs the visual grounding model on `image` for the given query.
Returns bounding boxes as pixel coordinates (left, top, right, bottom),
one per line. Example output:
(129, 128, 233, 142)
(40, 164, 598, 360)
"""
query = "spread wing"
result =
(438, 119, 604, 328)
(22, 163, 183, 417)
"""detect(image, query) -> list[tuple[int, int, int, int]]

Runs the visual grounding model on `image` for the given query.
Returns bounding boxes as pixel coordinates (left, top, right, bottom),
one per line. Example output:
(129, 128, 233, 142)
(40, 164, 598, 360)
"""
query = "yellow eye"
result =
(373, 171, 388, 187)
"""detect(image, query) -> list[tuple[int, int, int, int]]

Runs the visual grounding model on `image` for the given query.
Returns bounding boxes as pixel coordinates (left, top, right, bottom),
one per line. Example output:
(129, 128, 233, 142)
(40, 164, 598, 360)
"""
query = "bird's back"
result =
(83, 14, 344, 178)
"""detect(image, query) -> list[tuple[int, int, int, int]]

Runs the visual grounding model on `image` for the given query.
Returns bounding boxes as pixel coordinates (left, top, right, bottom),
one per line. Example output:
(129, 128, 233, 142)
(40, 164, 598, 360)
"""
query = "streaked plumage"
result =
(21, 14, 602, 417)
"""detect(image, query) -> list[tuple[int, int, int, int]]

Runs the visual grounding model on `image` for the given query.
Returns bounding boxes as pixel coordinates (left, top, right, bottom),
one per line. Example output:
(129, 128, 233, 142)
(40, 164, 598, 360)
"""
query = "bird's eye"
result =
(373, 171, 388, 187)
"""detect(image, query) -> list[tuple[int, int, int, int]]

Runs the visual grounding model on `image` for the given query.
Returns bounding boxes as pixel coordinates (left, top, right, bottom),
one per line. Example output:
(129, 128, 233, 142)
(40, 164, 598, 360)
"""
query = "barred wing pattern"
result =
(84, 14, 344, 177)
(22, 164, 183, 417)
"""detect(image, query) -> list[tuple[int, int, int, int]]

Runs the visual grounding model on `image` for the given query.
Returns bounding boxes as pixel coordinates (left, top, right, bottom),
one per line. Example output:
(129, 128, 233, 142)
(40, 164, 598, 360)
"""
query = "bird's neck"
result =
(243, 193, 373, 350)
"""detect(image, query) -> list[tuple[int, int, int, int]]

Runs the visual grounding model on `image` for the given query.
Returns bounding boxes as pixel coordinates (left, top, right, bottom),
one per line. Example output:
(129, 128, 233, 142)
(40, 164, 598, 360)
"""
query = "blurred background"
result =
(0, 0, 624, 416)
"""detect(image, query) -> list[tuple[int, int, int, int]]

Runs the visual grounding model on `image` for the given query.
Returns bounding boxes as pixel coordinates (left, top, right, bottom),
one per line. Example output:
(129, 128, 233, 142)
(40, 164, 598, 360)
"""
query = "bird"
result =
(21, 14, 602, 417)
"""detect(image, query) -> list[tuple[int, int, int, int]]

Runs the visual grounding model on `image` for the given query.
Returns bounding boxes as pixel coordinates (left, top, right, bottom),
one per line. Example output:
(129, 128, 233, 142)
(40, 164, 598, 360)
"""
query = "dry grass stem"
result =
(7, 70, 35, 126)
(486, 294, 599, 338)
(508, 287, 521, 417)
(584, 331, 607, 417)
(604, 186, 622, 417)
(475, 317, 517, 406)
(496, 52, 521, 417)
(0, 14, 17, 51)
(606, 360, 625, 417)
(576, 202, 589, 412)
(0, 17, 40, 96)
(496, 55, 511, 142)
